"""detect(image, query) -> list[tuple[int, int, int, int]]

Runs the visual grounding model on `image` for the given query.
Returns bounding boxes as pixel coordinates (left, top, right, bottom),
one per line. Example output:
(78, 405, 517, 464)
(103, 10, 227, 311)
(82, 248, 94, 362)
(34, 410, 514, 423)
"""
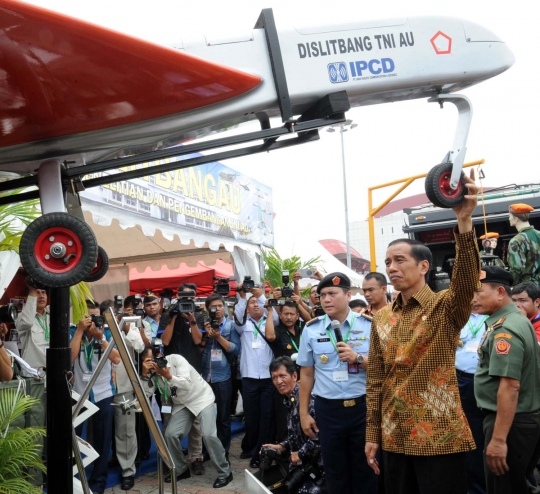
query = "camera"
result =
(0, 304, 18, 324)
(114, 295, 124, 311)
(209, 306, 220, 330)
(152, 356, 168, 368)
(133, 307, 145, 317)
(268, 298, 286, 307)
(91, 314, 105, 328)
(260, 446, 282, 470)
(214, 276, 235, 296)
(150, 338, 167, 368)
(286, 461, 322, 493)
(161, 290, 198, 325)
(280, 270, 294, 298)
(238, 276, 260, 292)
(312, 306, 325, 317)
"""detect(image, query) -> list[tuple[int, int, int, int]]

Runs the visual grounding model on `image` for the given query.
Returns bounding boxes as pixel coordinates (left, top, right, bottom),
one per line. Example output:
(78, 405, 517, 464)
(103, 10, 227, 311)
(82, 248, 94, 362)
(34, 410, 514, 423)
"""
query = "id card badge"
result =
(161, 405, 172, 414)
(465, 341, 478, 353)
(348, 363, 359, 374)
(333, 370, 349, 382)
(211, 349, 223, 361)
(82, 372, 93, 382)
(252, 339, 262, 349)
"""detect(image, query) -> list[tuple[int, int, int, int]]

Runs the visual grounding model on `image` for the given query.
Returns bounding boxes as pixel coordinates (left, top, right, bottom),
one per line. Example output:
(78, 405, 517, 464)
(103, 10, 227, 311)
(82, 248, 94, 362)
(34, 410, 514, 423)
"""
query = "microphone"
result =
(331, 320, 343, 343)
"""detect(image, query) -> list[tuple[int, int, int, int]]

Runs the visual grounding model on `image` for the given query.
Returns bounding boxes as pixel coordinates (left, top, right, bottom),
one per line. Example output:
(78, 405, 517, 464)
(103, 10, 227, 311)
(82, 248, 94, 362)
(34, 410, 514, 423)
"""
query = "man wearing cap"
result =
(365, 170, 480, 494)
(297, 272, 376, 494)
(143, 293, 161, 338)
(474, 266, 540, 493)
(508, 203, 540, 286)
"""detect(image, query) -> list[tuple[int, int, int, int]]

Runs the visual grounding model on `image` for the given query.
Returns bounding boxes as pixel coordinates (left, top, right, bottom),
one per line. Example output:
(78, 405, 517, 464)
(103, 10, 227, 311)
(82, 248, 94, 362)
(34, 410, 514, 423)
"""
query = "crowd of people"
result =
(1, 170, 540, 493)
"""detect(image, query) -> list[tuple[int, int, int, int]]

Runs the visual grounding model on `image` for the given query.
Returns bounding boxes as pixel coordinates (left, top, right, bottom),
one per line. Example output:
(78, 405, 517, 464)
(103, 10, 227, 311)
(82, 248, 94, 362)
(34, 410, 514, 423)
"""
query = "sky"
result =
(21, 0, 540, 258)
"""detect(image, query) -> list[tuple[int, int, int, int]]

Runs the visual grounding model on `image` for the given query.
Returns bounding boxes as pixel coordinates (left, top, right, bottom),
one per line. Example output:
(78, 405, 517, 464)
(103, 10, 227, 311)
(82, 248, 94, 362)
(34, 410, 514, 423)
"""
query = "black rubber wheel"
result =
(425, 162, 467, 209)
(84, 246, 109, 282)
(19, 213, 98, 288)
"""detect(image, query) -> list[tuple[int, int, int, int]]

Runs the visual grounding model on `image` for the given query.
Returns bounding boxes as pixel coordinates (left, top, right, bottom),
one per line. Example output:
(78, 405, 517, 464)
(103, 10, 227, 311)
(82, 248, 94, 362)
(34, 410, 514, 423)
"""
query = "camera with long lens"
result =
(150, 338, 167, 369)
(91, 314, 105, 328)
(286, 461, 323, 493)
(260, 446, 282, 470)
(209, 306, 220, 330)
(268, 298, 286, 307)
(0, 304, 18, 324)
(161, 290, 198, 325)
(213, 276, 236, 296)
(238, 276, 260, 292)
(280, 270, 294, 298)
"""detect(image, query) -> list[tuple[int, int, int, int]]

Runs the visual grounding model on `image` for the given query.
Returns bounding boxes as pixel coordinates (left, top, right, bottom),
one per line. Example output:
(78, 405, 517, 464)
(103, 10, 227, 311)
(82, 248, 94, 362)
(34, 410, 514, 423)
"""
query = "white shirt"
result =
(15, 296, 49, 375)
(234, 296, 276, 379)
(115, 321, 152, 395)
(145, 354, 215, 416)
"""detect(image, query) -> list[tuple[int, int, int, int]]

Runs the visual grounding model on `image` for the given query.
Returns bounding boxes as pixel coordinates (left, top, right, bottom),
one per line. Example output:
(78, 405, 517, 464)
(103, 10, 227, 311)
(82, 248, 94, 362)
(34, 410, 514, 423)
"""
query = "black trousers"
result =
(242, 377, 275, 462)
(457, 372, 486, 494)
(483, 411, 540, 494)
(315, 396, 377, 494)
(382, 450, 467, 494)
(273, 387, 288, 443)
(210, 379, 232, 453)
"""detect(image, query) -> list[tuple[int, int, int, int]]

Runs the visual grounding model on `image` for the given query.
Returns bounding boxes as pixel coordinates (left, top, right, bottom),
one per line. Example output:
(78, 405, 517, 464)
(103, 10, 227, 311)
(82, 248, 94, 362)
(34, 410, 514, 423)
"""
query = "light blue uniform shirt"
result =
(297, 310, 371, 399)
(144, 316, 160, 338)
(455, 313, 488, 374)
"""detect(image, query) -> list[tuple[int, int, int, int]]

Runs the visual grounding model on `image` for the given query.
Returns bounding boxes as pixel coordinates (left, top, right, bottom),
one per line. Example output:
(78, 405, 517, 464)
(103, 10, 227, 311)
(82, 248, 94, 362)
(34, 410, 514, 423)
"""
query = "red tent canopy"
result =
(129, 260, 235, 296)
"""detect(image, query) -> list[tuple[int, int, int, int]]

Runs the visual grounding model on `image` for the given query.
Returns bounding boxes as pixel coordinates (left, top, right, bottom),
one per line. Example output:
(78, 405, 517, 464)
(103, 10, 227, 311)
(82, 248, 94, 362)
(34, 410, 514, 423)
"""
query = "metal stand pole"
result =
(47, 287, 73, 494)
(340, 126, 352, 270)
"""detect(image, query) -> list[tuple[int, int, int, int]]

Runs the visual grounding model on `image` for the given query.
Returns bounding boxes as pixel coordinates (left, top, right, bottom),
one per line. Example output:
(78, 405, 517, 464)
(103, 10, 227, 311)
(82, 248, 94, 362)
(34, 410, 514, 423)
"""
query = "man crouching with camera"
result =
(261, 356, 326, 494)
(139, 340, 233, 488)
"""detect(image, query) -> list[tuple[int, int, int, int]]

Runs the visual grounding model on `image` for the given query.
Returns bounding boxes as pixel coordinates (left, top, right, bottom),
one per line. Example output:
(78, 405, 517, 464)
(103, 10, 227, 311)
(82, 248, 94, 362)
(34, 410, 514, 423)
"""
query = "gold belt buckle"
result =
(343, 399, 356, 407)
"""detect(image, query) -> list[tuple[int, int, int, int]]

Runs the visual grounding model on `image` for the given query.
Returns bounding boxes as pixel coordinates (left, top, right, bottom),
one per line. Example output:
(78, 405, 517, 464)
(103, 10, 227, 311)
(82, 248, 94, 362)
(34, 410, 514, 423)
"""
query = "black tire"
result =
(425, 162, 467, 209)
(19, 213, 98, 288)
(84, 246, 109, 282)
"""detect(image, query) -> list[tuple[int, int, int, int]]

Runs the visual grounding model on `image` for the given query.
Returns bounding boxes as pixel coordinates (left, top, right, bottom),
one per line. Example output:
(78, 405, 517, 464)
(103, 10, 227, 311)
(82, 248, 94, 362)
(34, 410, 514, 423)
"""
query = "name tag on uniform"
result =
(333, 371, 349, 382)
(161, 405, 172, 414)
(317, 338, 330, 342)
(465, 341, 479, 353)
(252, 339, 262, 349)
(82, 372, 93, 382)
(211, 349, 223, 361)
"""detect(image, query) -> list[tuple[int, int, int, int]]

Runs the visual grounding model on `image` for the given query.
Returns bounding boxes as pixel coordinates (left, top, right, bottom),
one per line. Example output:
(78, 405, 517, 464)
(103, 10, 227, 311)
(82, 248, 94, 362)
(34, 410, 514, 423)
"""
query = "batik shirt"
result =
(508, 226, 540, 286)
(281, 384, 323, 472)
(366, 229, 481, 456)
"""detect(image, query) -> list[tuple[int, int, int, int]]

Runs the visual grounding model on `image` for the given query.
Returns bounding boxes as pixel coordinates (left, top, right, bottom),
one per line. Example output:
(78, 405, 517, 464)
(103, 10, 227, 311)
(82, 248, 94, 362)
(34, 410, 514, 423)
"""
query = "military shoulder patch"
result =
(360, 312, 373, 321)
(494, 333, 512, 340)
(495, 339, 511, 355)
(305, 318, 319, 327)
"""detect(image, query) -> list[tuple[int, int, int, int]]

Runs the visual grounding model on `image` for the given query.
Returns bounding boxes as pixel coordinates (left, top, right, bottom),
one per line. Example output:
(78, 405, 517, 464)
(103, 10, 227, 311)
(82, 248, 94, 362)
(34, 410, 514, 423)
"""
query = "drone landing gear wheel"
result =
(19, 213, 98, 288)
(84, 246, 109, 282)
(425, 162, 467, 209)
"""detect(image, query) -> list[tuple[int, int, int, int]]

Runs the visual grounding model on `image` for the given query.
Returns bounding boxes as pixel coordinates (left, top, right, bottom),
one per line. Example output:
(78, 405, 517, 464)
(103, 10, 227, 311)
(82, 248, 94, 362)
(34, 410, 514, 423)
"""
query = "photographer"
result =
(261, 356, 326, 494)
(123, 295, 151, 347)
(139, 344, 233, 488)
(291, 271, 318, 323)
(159, 283, 205, 474)
(201, 294, 241, 455)
(70, 300, 121, 494)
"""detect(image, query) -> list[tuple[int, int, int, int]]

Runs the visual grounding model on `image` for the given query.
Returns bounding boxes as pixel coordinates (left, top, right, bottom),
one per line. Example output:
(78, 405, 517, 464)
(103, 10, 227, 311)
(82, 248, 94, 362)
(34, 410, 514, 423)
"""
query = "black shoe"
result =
(135, 451, 149, 466)
(240, 452, 251, 459)
(191, 458, 205, 476)
(249, 459, 260, 469)
(165, 468, 191, 483)
(121, 475, 135, 490)
(213, 473, 233, 489)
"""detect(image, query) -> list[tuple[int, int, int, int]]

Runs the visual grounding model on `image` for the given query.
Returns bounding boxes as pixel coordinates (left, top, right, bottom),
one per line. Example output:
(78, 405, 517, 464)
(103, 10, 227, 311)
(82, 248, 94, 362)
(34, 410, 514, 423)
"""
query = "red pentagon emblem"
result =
(430, 31, 452, 55)
(495, 339, 511, 355)
(332, 276, 340, 286)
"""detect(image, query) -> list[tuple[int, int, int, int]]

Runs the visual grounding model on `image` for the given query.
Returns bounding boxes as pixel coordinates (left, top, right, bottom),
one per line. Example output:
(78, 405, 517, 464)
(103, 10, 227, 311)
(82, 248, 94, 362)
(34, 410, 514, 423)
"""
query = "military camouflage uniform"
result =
(281, 384, 326, 494)
(508, 226, 540, 285)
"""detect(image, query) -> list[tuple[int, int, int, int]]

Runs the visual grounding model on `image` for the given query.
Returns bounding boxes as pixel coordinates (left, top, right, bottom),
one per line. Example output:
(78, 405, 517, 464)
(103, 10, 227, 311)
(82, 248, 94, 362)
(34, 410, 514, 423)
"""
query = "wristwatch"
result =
(190, 320, 198, 325)
(356, 353, 364, 365)
(97, 337, 107, 345)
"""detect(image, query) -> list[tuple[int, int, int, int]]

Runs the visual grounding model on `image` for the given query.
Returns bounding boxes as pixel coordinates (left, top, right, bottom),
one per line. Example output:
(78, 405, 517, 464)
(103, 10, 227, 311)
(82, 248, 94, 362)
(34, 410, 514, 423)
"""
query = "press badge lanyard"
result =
(36, 314, 49, 342)
(324, 314, 354, 350)
(468, 316, 488, 338)
(154, 377, 169, 402)
(286, 331, 300, 352)
(251, 317, 266, 339)
(83, 339, 94, 372)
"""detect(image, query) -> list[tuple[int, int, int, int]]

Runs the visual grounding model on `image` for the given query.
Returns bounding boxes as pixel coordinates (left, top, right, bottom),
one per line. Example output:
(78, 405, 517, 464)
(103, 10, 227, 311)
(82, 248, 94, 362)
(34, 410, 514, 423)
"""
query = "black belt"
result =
(456, 369, 475, 379)
(317, 395, 366, 407)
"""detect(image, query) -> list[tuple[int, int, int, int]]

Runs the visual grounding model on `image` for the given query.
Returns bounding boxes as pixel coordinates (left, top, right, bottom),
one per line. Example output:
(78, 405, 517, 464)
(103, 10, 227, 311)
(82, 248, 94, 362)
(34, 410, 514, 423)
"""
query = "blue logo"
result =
(327, 62, 348, 83)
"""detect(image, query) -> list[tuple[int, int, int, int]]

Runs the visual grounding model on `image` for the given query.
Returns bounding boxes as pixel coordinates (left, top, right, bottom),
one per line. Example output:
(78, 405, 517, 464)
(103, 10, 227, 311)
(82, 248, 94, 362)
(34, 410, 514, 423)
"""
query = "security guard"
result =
(297, 272, 377, 494)
(456, 311, 488, 494)
(508, 203, 540, 285)
(474, 266, 540, 494)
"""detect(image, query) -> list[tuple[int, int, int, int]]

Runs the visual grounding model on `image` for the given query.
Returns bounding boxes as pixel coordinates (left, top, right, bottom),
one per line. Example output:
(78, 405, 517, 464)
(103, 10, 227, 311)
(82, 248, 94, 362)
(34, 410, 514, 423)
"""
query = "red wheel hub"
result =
(89, 253, 103, 275)
(438, 172, 462, 199)
(35, 227, 83, 274)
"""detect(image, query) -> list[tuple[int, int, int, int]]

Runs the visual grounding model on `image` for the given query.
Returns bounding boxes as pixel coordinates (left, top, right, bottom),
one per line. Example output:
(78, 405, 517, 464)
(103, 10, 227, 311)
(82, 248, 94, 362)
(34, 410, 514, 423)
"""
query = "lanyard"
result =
(286, 331, 299, 352)
(251, 317, 266, 338)
(154, 376, 169, 401)
(325, 314, 354, 350)
(468, 316, 488, 338)
(83, 339, 94, 370)
(36, 314, 49, 342)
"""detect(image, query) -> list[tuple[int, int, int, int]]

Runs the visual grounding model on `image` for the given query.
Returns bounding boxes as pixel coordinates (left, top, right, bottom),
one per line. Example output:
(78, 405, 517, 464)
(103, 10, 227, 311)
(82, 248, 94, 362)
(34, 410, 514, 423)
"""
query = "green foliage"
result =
(70, 282, 95, 323)
(0, 390, 46, 494)
(262, 247, 321, 292)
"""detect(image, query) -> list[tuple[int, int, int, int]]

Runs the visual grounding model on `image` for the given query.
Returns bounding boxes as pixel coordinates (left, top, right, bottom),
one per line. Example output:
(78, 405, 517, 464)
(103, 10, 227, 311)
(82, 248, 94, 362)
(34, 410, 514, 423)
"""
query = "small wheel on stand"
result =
(19, 213, 99, 288)
(84, 246, 109, 282)
(425, 162, 467, 209)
